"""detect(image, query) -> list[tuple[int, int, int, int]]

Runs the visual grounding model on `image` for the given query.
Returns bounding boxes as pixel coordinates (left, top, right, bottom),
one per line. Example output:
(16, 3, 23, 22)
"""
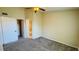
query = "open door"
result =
(29, 20, 32, 39)
(26, 20, 32, 39)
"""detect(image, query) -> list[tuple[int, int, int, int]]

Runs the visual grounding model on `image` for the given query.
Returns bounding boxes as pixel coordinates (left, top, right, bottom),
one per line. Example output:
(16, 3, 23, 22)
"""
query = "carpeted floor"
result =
(3, 37, 78, 51)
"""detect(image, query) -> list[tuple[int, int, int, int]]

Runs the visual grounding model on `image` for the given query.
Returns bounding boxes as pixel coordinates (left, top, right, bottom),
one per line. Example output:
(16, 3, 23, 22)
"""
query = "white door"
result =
(2, 17, 18, 44)
(0, 17, 3, 50)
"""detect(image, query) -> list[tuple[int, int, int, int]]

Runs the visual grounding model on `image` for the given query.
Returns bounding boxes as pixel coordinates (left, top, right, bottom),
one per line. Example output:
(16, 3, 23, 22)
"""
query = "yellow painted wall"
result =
(42, 10, 79, 48)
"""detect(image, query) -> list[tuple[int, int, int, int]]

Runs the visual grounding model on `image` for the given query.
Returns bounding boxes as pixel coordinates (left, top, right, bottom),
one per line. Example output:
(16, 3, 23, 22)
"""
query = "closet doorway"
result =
(17, 19, 24, 38)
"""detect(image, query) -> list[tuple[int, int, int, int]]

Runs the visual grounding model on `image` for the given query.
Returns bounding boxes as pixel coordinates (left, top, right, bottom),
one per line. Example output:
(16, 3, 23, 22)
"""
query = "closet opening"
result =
(17, 19, 24, 39)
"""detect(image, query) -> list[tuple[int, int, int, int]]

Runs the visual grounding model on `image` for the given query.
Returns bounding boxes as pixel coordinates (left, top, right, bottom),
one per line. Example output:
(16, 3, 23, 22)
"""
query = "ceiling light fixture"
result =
(34, 7, 39, 13)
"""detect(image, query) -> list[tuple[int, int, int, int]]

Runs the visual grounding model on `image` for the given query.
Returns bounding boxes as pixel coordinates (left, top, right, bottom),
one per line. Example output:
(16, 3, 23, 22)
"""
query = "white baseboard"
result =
(0, 44, 3, 51)
(42, 35, 78, 49)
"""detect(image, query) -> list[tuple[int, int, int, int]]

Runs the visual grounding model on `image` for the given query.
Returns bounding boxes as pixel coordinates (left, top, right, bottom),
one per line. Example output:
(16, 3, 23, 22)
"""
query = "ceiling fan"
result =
(26, 7, 46, 13)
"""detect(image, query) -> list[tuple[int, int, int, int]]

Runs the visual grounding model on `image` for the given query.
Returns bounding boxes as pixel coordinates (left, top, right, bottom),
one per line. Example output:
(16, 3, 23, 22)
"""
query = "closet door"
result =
(0, 17, 3, 50)
(2, 17, 18, 44)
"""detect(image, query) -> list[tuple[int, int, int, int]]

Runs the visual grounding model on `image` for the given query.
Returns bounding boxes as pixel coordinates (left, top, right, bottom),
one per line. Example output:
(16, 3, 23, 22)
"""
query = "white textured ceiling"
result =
(42, 7, 78, 11)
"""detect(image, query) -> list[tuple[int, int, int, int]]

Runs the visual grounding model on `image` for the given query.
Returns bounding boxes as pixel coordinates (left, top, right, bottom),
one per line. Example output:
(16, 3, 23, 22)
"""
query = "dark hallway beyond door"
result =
(17, 20, 24, 38)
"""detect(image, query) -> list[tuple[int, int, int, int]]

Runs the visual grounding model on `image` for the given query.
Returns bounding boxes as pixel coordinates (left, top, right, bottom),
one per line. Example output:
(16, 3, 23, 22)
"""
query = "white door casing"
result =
(0, 17, 3, 50)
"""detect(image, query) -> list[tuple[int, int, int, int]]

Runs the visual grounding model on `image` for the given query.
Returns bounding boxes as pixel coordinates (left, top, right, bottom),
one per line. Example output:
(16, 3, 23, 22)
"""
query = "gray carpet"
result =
(3, 37, 78, 51)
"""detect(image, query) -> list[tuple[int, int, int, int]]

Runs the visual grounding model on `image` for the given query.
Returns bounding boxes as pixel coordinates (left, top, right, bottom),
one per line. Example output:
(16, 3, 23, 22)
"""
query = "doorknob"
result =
(14, 30, 17, 32)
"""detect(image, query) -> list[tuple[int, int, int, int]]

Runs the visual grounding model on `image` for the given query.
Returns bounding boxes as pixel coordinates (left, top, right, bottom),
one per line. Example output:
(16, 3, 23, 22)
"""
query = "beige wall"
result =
(0, 7, 27, 38)
(25, 9, 42, 39)
(32, 12, 42, 39)
(0, 8, 42, 39)
(78, 10, 79, 47)
(25, 9, 34, 20)
(42, 10, 79, 48)
(0, 7, 25, 19)
(0, 7, 79, 48)
(25, 9, 33, 38)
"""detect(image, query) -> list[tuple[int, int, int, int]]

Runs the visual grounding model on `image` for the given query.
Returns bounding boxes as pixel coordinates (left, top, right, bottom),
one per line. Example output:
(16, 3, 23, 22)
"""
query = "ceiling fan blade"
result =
(39, 8, 45, 11)
(25, 7, 32, 9)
